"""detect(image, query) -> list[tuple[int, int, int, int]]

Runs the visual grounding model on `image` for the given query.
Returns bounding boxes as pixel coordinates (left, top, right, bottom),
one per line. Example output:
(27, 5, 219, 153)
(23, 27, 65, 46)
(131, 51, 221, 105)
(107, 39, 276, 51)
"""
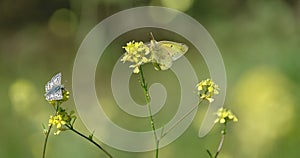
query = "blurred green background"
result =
(1, 0, 300, 157)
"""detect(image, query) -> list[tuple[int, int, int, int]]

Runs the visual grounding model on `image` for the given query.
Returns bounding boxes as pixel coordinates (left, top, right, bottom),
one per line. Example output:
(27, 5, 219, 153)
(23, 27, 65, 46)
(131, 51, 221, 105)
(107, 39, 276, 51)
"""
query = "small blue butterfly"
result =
(45, 73, 64, 101)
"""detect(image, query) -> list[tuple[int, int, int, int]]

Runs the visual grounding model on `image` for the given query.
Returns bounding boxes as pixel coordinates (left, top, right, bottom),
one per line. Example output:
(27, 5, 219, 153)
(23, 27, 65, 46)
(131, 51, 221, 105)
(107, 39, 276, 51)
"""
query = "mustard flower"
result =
(121, 41, 151, 73)
(48, 114, 66, 135)
(196, 79, 219, 102)
(48, 107, 77, 135)
(214, 107, 238, 124)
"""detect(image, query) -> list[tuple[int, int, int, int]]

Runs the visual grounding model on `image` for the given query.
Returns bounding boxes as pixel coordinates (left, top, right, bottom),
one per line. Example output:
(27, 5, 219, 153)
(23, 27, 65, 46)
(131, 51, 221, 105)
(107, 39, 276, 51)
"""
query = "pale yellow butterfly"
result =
(148, 33, 189, 70)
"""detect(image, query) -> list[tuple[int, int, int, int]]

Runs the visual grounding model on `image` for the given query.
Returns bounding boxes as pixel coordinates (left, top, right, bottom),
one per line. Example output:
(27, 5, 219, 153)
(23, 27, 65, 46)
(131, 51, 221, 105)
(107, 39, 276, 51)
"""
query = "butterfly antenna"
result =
(149, 32, 155, 40)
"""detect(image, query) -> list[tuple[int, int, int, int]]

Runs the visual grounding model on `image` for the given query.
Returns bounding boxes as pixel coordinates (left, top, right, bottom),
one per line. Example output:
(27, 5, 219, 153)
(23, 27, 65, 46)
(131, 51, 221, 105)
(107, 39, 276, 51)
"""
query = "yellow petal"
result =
(133, 67, 140, 74)
(220, 118, 226, 124)
(207, 98, 214, 103)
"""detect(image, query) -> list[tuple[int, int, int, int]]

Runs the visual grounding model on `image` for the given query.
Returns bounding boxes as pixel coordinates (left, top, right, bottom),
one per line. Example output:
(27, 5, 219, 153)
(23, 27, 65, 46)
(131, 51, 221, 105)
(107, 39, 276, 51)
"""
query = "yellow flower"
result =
(196, 79, 219, 102)
(48, 114, 66, 135)
(47, 108, 76, 135)
(54, 130, 62, 135)
(214, 108, 238, 124)
(49, 115, 66, 128)
(121, 41, 151, 73)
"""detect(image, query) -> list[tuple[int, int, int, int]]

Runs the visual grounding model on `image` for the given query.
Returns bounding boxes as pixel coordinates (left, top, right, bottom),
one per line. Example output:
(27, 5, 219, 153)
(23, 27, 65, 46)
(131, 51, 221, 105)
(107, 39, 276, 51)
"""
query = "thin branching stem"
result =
(206, 149, 213, 158)
(214, 125, 226, 158)
(42, 124, 52, 158)
(42, 102, 60, 158)
(214, 134, 225, 158)
(65, 124, 113, 158)
(138, 65, 159, 158)
(161, 99, 203, 139)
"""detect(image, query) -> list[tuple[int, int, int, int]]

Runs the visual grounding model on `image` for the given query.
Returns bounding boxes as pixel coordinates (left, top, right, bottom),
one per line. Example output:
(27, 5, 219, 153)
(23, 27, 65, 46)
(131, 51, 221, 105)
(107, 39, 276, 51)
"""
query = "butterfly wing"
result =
(45, 85, 63, 101)
(150, 40, 173, 70)
(45, 73, 63, 101)
(45, 73, 61, 92)
(158, 41, 188, 61)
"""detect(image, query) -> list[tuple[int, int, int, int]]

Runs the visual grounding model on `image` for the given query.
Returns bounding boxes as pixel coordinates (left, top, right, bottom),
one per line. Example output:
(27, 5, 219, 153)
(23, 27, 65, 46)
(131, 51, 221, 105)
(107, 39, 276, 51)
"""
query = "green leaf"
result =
(88, 130, 95, 140)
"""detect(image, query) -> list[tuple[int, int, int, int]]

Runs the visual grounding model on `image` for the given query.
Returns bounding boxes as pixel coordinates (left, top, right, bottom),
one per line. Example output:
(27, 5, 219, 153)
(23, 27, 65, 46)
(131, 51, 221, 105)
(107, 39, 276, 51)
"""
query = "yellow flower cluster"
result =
(121, 41, 151, 73)
(47, 108, 76, 135)
(49, 114, 66, 135)
(214, 108, 238, 124)
(196, 79, 220, 102)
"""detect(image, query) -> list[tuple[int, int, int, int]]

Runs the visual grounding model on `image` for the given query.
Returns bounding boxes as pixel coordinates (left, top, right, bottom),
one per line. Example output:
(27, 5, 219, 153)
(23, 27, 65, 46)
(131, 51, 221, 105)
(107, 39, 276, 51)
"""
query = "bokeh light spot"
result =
(9, 79, 38, 115)
(48, 8, 78, 37)
(160, 0, 194, 12)
(232, 67, 295, 157)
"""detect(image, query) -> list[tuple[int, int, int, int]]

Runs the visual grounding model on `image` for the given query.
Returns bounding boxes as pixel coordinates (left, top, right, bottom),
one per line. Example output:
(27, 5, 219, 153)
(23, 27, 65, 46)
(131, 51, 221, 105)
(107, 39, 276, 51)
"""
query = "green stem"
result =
(161, 99, 203, 139)
(206, 149, 213, 158)
(214, 126, 226, 158)
(42, 125, 52, 158)
(138, 65, 159, 158)
(42, 102, 60, 158)
(65, 124, 113, 158)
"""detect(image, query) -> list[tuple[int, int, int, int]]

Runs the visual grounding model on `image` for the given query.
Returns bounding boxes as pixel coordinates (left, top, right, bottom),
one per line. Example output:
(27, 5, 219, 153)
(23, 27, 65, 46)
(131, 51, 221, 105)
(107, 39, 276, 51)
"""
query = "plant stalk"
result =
(42, 102, 60, 158)
(138, 65, 159, 158)
(42, 125, 52, 158)
(214, 128, 226, 158)
(161, 99, 203, 138)
(65, 124, 113, 158)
